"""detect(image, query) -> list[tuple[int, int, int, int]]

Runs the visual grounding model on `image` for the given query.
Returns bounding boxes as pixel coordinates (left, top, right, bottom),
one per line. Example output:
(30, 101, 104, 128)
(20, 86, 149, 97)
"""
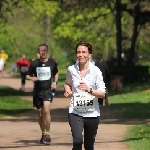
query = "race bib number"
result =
(73, 92, 95, 113)
(21, 66, 27, 73)
(37, 67, 51, 81)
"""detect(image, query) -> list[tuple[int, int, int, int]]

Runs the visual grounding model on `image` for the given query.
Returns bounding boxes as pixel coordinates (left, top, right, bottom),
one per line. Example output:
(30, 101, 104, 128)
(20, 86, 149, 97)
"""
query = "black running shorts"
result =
(33, 93, 53, 109)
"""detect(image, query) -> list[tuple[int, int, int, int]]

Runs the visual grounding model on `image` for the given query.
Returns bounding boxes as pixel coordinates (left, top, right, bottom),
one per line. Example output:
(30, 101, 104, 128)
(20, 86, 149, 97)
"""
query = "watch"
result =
(88, 88, 93, 94)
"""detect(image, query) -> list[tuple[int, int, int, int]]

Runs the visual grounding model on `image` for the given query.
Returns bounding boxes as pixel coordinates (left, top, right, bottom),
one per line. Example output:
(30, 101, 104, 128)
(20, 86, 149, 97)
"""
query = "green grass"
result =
(125, 125, 150, 150)
(109, 91, 150, 119)
(58, 73, 66, 87)
(0, 86, 33, 118)
(109, 88, 150, 150)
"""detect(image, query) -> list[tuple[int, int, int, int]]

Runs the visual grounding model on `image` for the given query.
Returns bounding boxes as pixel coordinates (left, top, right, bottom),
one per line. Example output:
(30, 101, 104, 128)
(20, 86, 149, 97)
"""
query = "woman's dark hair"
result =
(38, 43, 48, 52)
(75, 41, 92, 54)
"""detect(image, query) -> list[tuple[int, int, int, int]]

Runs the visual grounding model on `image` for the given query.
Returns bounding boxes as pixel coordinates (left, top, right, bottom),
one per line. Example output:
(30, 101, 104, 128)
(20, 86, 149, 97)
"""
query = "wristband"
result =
(88, 88, 93, 94)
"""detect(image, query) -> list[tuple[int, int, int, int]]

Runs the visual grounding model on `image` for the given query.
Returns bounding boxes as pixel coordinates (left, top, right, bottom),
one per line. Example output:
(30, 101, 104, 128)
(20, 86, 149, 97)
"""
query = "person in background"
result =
(0, 58, 4, 78)
(17, 54, 30, 91)
(89, 57, 95, 65)
(95, 54, 110, 106)
(26, 43, 59, 145)
(50, 54, 58, 69)
(11, 64, 17, 75)
(50, 54, 59, 96)
(64, 41, 105, 150)
(32, 53, 40, 61)
(0, 50, 8, 76)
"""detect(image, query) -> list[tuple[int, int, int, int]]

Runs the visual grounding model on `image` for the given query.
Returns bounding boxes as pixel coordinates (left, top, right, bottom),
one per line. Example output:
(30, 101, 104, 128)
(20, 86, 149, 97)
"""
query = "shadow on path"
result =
(0, 84, 150, 125)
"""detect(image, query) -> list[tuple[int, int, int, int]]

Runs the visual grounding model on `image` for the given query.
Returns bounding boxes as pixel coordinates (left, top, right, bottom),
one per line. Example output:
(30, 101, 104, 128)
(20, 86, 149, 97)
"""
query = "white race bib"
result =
(73, 92, 95, 113)
(21, 66, 28, 73)
(37, 67, 51, 81)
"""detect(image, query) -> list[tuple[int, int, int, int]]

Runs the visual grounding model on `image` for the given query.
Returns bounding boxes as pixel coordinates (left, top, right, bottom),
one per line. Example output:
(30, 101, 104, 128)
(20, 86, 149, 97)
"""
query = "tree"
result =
(53, 0, 116, 62)
(56, 0, 150, 66)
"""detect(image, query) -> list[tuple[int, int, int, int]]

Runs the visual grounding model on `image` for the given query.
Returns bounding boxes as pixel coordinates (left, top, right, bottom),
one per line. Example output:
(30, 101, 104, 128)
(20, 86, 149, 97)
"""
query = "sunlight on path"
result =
(0, 77, 129, 150)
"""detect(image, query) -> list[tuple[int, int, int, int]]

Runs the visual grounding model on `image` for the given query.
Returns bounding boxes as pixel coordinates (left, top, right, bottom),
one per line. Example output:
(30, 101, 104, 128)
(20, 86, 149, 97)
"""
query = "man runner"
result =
(26, 43, 59, 144)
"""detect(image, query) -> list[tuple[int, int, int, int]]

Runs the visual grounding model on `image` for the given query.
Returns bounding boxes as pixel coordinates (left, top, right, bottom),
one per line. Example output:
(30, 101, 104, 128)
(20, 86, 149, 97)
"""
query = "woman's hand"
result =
(64, 84, 72, 97)
(79, 82, 90, 92)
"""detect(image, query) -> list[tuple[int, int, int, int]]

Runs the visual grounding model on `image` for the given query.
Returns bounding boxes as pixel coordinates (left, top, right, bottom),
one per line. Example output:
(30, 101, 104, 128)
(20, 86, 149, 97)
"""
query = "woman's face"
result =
(76, 45, 91, 64)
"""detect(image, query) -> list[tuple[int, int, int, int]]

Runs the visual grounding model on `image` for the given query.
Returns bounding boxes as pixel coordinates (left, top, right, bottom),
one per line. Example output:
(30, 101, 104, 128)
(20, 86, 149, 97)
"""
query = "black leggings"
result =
(21, 73, 26, 85)
(68, 113, 100, 150)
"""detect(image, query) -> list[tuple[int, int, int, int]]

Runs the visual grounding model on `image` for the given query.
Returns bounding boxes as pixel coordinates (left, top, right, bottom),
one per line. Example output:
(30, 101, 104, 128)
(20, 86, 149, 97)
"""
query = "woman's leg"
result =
(68, 113, 84, 150)
(84, 116, 100, 150)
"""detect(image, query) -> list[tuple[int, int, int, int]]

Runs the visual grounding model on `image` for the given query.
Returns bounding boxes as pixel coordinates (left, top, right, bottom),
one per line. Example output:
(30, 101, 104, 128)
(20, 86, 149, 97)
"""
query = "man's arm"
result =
(52, 61, 59, 84)
(26, 62, 37, 82)
(53, 72, 59, 84)
(26, 74, 37, 82)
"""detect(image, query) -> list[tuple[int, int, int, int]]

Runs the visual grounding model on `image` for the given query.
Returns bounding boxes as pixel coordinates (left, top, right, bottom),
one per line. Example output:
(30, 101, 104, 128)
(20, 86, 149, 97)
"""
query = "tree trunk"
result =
(45, 14, 50, 56)
(0, 0, 3, 18)
(128, 4, 140, 64)
(115, 0, 122, 68)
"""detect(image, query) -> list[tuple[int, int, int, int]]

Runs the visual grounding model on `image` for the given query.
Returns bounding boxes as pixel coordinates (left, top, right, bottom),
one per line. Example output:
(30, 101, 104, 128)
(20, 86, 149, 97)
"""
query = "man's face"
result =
(1, 50, 4, 53)
(38, 46, 48, 59)
(22, 54, 26, 59)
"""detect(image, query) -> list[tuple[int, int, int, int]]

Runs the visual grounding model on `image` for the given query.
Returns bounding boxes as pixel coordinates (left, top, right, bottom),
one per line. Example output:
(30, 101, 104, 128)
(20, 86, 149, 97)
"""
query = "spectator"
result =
(11, 64, 17, 75)
(0, 50, 8, 76)
(95, 54, 110, 106)
(49, 54, 59, 96)
(17, 54, 30, 91)
(0, 58, 4, 78)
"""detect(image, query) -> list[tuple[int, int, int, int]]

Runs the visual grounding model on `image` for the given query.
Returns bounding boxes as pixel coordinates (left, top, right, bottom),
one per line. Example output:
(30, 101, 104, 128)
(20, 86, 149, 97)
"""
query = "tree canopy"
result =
(0, 0, 150, 67)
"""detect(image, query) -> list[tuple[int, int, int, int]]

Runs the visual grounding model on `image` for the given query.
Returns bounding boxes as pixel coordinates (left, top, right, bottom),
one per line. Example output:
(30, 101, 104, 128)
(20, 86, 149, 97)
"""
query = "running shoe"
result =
(45, 134, 51, 143)
(39, 134, 46, 144)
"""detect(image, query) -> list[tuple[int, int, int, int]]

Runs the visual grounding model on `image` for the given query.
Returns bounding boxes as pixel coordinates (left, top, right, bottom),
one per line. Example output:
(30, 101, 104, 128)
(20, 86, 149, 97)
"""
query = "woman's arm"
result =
(64, 69, 72, 97)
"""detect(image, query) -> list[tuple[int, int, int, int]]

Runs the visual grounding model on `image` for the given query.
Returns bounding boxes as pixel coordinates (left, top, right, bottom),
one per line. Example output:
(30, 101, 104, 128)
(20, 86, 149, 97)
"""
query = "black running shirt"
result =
(27, 58, 58, 91)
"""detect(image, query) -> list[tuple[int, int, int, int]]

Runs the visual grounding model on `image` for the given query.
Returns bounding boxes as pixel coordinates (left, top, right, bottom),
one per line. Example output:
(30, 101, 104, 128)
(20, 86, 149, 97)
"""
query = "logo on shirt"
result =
(80, 94, 86, 99)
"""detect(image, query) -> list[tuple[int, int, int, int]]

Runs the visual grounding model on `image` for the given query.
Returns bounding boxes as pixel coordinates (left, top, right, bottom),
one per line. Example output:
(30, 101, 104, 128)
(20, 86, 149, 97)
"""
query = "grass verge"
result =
(125, 125, 150, 150)
(109, 88, 150, 150)
(109, 91, 150, 119)
(0, 86, 33, 118)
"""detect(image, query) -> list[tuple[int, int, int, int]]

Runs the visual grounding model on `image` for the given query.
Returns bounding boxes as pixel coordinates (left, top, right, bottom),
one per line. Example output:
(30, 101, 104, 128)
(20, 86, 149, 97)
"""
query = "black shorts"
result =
(33, 93, 53, 109)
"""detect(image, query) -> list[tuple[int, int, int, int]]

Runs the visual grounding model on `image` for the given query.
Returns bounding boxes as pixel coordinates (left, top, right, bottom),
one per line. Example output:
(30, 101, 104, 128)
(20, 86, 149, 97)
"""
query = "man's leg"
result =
(37, 108, 46, 143)
(33, 95, 46, 143)
(37, 108, 44, 131)
(20, 73, 25, 91)
(43, 101, 51, 131)
(42, 101, 51, 143)
(2, 64, 5, 77)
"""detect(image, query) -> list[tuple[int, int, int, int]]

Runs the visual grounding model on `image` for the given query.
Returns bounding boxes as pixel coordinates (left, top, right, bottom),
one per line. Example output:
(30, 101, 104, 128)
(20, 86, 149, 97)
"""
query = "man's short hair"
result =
(38, 43, 48, 52)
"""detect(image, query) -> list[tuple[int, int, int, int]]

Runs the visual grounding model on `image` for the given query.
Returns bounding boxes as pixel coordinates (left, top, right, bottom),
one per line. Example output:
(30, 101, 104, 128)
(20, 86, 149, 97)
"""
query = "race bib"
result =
(21, 66, 27, 73)
(37, 67, 51, 81)
(73, 92, 95, 113)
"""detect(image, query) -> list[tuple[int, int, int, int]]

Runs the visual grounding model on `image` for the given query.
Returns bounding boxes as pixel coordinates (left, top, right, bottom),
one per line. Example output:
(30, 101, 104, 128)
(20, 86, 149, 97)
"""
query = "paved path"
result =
(0, 76, 129, 150)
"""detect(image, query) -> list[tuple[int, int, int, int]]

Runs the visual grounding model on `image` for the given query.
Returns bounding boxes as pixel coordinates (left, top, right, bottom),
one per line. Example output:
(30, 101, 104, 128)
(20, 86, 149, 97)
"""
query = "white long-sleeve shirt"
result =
(65, 62, 105, 117)
(0, 59, 4, 71)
